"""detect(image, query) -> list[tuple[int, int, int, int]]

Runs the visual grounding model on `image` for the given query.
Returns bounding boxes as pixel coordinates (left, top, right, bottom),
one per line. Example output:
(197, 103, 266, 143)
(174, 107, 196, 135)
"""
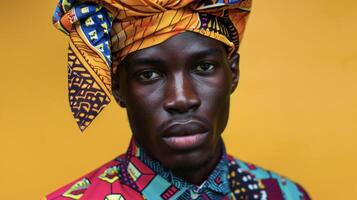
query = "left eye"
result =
(137, 70, 161, 81)
(193, 63, 216, 73)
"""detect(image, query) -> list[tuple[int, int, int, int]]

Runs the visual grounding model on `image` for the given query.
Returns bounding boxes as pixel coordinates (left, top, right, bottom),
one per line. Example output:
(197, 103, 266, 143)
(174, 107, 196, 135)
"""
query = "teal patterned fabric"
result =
(138, 143, 231, 199)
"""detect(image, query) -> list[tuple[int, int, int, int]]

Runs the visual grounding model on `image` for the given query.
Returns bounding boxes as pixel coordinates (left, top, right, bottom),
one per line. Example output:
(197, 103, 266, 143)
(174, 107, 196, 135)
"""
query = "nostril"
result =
(164, 97, 201, 114)
(188, 99, 201, 111)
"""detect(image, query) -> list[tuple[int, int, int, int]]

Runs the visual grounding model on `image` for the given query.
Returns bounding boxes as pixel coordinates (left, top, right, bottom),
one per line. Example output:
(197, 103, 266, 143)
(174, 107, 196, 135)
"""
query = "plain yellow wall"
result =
(0, 0, 356, 199)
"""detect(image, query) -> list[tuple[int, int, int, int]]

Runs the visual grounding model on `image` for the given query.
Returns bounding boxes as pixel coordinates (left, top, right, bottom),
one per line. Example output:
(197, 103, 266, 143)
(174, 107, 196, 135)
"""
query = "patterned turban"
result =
(53, 0, 252, 131)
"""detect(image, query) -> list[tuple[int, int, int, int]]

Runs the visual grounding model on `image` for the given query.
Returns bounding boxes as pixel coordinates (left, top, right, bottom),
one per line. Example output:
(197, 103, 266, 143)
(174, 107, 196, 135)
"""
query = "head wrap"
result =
(53, 0, 252, 131)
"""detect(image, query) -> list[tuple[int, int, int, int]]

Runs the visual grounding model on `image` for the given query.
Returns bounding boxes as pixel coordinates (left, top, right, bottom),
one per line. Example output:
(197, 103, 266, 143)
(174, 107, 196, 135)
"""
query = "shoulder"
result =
(228, 155, 311, 200)
(44, 155, 135, 200)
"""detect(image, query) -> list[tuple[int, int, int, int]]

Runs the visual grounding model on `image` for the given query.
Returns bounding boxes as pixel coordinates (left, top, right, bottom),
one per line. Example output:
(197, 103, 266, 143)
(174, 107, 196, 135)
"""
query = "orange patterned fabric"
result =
(53, 0, 252, 131)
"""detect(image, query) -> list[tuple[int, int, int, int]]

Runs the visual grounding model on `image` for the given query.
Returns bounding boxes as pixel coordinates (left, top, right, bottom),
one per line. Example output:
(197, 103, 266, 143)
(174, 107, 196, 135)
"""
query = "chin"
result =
(162, 147, 216, 170)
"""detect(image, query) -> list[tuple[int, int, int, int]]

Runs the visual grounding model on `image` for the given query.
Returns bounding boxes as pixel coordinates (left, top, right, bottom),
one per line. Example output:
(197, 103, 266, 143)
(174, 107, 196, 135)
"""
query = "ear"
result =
(228, 53, 240, 94)
(111, 73, 126, 108)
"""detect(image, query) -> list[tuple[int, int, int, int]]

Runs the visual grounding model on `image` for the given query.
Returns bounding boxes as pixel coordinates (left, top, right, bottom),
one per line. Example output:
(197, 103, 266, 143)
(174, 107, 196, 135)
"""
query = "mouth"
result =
(162, 132, 209, 150)
(160, 118, 209, 150)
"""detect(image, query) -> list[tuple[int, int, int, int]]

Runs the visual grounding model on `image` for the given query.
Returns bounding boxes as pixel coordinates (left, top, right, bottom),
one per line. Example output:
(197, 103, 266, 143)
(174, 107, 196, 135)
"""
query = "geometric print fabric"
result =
(44, 140, 311, 200)
(68, 35, 111, 130)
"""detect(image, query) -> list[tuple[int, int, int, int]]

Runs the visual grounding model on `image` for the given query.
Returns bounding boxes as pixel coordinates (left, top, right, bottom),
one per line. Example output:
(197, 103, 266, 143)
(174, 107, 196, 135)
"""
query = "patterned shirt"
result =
(45, 140, 310, 200)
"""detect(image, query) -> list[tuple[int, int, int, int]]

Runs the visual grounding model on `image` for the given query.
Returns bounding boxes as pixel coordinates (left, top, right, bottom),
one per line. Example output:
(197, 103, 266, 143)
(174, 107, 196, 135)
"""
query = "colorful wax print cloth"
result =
(52, 0, 252, 131)
(44, 140, 310, 200)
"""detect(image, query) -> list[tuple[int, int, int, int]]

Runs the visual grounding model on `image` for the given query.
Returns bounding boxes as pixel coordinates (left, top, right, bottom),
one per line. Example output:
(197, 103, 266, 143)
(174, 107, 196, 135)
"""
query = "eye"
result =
(193, 63, 216, 74)
(137, 70, 161, 82)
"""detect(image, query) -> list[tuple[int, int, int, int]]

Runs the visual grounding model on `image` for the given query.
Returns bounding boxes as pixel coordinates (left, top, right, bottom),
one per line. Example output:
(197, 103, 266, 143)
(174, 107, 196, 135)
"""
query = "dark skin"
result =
(112, 32, 239, 185)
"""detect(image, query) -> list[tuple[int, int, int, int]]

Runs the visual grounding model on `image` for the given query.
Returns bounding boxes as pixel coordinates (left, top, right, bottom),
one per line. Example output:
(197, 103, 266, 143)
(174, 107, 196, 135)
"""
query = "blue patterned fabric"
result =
(53, 1, 113, 66)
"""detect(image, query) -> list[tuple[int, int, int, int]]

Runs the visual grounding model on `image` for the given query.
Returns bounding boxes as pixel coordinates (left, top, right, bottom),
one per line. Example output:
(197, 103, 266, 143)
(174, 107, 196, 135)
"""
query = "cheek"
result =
(125, 82, 165, 133)
(197, 69, 232, 132)
(215, 95, 230, 134)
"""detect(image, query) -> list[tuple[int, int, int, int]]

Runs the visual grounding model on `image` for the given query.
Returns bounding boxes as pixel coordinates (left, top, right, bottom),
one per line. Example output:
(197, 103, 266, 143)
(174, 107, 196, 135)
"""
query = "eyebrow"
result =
(126, 47, 226, 68)
(127, 57, 166, 67)
(189, 48, 226, 59)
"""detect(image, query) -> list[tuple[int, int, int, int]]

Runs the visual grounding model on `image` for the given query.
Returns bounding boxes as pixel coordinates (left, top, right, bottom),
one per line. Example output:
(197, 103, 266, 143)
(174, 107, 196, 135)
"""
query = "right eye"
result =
(137, 70, 161, 82)
(193, 63, 216, 74)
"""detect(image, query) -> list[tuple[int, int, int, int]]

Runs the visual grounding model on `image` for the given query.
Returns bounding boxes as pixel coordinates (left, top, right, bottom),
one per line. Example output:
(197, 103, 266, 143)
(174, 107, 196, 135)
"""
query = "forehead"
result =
(120, 31, 227, 65)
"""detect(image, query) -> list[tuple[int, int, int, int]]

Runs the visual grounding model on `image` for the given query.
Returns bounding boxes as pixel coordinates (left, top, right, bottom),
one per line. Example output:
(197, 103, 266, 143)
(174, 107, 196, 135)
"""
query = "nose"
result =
(163, 72, 201, 114)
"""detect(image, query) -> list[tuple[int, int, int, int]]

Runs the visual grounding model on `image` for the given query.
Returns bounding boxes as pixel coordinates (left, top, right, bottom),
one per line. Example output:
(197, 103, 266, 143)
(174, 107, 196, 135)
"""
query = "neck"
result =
(174, 150, 222, 185)
(131, 138, 224, 186)
(172, 140, 223, 185)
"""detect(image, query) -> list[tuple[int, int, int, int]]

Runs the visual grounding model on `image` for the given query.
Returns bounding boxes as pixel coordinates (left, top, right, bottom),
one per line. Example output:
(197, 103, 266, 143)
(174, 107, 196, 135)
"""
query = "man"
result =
(47, 0, 310, 199)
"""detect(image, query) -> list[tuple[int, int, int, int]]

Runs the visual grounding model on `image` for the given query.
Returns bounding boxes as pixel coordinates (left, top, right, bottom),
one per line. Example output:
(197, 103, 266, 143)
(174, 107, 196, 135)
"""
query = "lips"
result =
(160, 118, 209, 150)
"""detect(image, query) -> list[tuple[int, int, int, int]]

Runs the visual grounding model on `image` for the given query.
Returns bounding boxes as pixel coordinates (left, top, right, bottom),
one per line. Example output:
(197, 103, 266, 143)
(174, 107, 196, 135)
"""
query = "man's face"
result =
(114, 32, 239, 170)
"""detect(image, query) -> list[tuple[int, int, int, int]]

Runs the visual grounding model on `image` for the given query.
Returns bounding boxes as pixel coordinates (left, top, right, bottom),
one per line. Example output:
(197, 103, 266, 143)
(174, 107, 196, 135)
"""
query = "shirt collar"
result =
(124, 138, 231, 195)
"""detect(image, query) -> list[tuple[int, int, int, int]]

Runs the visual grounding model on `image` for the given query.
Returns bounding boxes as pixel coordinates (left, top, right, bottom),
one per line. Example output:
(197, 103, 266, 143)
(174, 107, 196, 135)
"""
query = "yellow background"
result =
(0, 0, 356, 199)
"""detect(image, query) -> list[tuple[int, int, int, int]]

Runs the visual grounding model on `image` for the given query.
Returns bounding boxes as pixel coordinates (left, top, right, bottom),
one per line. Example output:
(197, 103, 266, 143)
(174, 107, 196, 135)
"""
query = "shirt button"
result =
(190, 191, 199, 199)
